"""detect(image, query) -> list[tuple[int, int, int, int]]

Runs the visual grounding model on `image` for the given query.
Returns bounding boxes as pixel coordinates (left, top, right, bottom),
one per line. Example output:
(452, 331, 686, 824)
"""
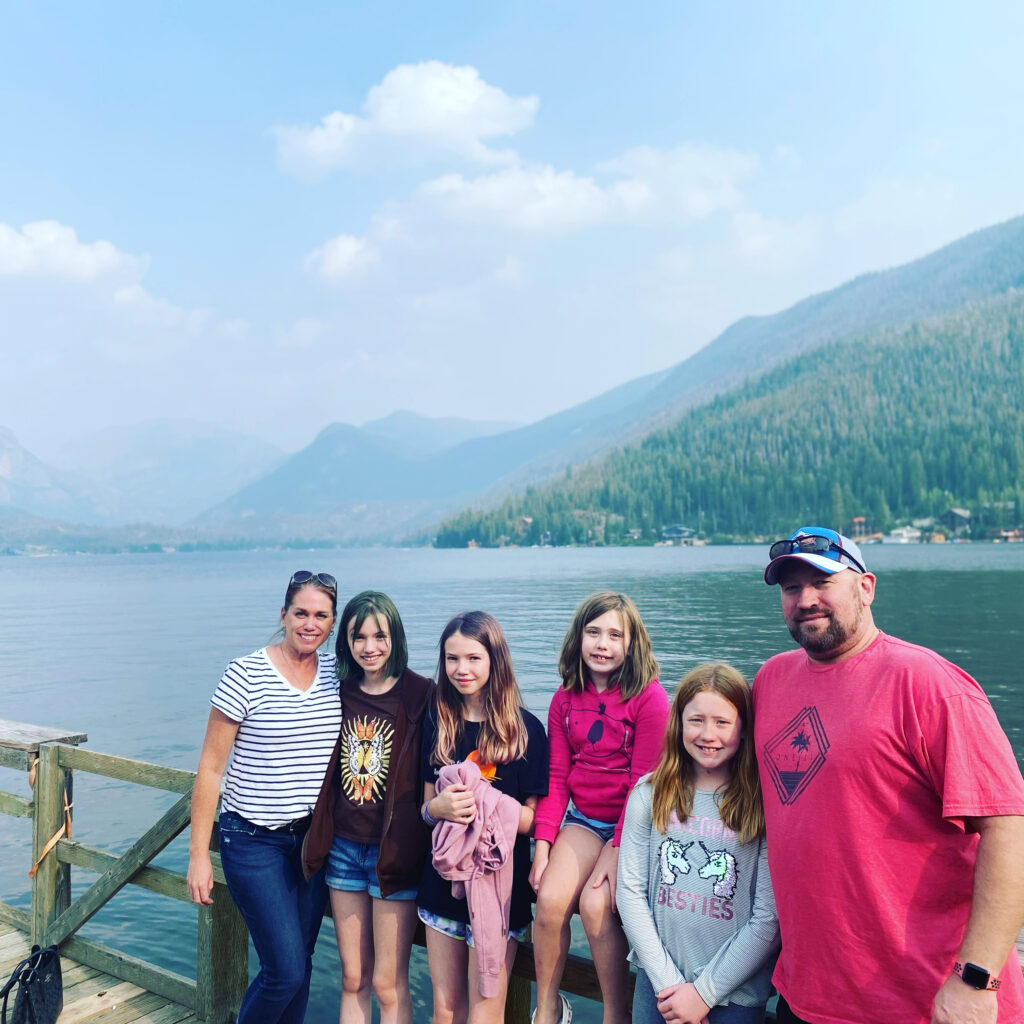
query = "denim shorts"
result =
(563, 803, 617, 843)
(417, 907, 529, 946)
(325, 835, 416, 901)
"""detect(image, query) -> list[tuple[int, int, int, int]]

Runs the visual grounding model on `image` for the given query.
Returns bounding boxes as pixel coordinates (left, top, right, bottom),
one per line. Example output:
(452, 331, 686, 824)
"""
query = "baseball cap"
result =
(764, 526, 867, 585)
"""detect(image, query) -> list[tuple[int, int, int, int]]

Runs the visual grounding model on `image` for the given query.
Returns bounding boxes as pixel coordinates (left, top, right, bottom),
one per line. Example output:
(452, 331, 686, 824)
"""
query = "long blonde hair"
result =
(558, 592, 659, 700)
(650, 663, 764, 844)
(432, 611, 529, 767)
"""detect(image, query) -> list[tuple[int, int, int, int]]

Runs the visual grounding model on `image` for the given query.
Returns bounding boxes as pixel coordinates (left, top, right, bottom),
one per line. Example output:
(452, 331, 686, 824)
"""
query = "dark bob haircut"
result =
(336, 590, 409, 682)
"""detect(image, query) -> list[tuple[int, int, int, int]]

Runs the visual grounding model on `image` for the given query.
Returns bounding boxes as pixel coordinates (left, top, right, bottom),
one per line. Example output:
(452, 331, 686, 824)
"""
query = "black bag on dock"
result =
(0, 944, 62, 1024)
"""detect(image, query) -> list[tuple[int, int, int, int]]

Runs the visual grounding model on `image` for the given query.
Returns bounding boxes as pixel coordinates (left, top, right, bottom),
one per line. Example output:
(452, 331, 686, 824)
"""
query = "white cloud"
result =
(834, 175, 956, 237)
(305, 233, 379, 280)
(729, 211, 816, 264)
(772, 144, 802, 172)
(597, 144, 759, 220)
(0, 219, 249, 350)
(113, 284, 213, 337)
(421, 165, 612, 231)
(275, 318, 328, 349)
(272, 61, 537, 177)
(493, 256, 525, 287)
(0, 220, 141, 280)
(416, 143, 760, 233)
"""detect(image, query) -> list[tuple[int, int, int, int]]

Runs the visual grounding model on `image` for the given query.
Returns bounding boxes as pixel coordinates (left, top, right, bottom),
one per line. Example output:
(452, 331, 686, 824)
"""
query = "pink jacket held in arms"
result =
(431, 760, 522, 998)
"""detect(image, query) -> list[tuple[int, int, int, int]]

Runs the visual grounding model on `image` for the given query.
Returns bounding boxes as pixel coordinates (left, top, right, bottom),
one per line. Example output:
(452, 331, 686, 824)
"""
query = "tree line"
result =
(435, 293, 1024, 547)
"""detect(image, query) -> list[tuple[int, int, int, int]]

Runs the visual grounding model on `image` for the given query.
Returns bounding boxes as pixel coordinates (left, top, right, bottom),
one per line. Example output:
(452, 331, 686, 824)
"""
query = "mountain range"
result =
(4, 213, 1024, 551)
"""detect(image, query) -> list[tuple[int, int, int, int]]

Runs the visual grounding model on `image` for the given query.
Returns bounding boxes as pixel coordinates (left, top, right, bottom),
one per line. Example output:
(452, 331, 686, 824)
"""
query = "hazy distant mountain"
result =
(53, 419, 285, 524)
(193, 372, 672, 539)
(0, 427, 121, 524)
(201, 214, 1024, 543)
(361, 410, 522, 456)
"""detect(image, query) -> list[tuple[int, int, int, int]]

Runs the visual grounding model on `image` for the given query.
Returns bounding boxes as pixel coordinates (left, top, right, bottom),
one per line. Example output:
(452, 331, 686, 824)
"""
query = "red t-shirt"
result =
(753, 632, 1024, 1024)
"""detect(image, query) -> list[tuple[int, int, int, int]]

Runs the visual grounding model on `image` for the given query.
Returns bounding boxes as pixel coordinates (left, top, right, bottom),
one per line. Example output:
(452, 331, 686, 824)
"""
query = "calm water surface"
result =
(1, 545, 1022, 1021)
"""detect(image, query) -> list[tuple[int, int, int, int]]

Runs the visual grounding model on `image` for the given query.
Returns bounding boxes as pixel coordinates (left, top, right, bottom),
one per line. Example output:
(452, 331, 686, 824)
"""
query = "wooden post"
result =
(505, 926, 532, 1024)
(195, 822, 248, 1023)
(196, 880, 248, 1022)
(31, 743, 72, 945)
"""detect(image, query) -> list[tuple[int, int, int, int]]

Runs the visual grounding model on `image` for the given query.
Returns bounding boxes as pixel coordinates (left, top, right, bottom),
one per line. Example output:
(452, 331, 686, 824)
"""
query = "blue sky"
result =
(3, 1, 1023, 457)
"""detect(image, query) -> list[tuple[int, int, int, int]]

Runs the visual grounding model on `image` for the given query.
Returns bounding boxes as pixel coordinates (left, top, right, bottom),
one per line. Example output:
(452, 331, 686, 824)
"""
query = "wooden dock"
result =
(0, 921, 196, 1024)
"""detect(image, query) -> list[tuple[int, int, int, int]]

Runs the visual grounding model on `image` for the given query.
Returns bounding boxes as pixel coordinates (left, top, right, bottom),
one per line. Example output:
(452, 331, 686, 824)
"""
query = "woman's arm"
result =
(615, 783, 685, 993)
(187, 708, 239, 905)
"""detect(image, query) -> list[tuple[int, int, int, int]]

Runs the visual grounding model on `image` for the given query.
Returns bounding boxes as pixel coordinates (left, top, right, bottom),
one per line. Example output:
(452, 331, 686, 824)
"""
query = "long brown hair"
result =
(558, 592, 659, 699)
(650, 663, 764, 844)
(432, 611, 529, 767)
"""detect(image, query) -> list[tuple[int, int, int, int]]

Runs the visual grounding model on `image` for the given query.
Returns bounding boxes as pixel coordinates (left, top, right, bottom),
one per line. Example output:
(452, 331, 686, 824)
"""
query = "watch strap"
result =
(954, 960, 1001, 991)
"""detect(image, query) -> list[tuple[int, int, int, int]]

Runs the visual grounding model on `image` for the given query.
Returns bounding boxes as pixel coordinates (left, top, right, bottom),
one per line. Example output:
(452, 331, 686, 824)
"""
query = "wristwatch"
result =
(954, 961, 1001, 991)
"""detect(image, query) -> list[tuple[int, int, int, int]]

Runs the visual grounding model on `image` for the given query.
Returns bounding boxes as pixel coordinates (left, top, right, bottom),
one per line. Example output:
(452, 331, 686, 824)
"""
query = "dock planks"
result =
(0, 922, 197, 1023)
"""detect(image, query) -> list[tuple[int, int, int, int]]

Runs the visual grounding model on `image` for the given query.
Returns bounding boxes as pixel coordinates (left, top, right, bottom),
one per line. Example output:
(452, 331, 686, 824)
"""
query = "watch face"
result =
(961, 963, 990, 990)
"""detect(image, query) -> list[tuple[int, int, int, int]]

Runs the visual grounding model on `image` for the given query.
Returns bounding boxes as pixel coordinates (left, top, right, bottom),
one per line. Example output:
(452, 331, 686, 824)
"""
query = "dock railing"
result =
(0, 719, 246, 1023)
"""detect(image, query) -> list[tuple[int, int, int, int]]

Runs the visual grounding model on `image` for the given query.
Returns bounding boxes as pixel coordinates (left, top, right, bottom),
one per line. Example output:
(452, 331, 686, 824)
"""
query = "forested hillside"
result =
(435, 292, 1024, 546)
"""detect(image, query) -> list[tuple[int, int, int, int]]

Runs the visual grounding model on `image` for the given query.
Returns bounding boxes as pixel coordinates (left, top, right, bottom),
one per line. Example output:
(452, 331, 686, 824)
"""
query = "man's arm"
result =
(931, 814, 1024, 1024)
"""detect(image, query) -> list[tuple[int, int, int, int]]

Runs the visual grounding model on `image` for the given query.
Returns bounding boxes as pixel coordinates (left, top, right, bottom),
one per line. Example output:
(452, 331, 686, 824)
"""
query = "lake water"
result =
(1, 544, 1022, 1022)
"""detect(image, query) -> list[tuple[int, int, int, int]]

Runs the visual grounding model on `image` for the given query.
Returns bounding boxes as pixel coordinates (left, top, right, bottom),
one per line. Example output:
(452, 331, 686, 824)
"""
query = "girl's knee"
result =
(578, 883, 612, 932)
(371, 968, 406, 1010)
(431, 991, 467, 1024)
(341, 963, 372, 997)
(534, 882, 574, 926)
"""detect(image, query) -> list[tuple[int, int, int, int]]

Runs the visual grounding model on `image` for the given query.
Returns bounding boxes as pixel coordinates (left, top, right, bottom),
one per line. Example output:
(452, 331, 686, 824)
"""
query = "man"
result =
(753, 526, 1024, 1024)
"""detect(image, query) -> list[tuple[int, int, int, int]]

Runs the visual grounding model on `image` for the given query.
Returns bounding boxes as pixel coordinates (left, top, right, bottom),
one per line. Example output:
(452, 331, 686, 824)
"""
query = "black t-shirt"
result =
(333, 676, 404, 842)
(417, 708, 548, 929)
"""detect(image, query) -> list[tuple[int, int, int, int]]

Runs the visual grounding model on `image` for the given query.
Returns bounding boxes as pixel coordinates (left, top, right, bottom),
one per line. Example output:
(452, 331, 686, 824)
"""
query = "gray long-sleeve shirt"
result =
(617, 782, 780, 1009)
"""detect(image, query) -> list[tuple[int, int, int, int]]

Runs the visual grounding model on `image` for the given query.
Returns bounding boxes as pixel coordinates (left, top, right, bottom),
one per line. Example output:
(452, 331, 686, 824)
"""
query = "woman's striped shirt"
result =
(211, 647, 341, 827)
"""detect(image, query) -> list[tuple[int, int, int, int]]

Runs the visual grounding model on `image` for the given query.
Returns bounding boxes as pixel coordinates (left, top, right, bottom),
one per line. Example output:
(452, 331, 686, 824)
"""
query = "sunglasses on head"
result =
(289, 570, 337, 591)
(768, 534, 866, 573)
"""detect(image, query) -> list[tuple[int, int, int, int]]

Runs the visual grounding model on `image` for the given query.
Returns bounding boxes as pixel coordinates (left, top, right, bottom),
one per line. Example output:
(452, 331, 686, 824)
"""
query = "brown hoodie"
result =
(302, 667, 434, 896)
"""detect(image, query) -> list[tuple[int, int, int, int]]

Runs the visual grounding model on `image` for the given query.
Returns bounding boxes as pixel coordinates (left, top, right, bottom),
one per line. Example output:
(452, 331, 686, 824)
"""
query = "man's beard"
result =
(787, 603, 861, 654)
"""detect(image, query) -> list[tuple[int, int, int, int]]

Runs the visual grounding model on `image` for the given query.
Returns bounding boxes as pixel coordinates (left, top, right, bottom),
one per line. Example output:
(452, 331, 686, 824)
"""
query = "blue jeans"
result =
(633, 967, 766, 1024)
(218, 811, 327, 1024)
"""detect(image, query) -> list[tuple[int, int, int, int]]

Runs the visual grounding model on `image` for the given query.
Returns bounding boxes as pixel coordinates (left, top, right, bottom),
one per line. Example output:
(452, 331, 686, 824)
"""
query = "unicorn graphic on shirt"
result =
(658, 838, 693, 885)
(697, 841, 737, 899)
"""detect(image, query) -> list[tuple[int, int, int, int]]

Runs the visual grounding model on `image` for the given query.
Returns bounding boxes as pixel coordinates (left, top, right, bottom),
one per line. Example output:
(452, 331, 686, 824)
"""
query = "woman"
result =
(303, 591, 434, 1024)
(187, 570, 342, 1024)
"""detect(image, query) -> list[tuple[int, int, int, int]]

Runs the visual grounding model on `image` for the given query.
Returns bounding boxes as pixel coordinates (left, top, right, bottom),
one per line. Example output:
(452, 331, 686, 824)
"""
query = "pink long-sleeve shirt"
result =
(533, 679, 669, 846)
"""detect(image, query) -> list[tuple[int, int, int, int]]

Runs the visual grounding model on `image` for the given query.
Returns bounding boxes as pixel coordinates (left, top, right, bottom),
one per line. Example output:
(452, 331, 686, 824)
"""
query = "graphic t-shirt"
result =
(617, 784, 778, 1010)
(753, 632, 1024, 1024)
(333, 676, 404, 842)
(417, 708, 548, 929)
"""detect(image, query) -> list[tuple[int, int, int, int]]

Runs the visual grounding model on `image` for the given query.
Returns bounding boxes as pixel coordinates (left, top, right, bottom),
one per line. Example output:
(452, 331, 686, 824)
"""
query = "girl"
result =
(303, 591, 434, 1024)
(530, 592, 670, 1024)
(188, 570, 341, 1024)
(616, 664, 779, 1024)
(418, 611, 549, 1024)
